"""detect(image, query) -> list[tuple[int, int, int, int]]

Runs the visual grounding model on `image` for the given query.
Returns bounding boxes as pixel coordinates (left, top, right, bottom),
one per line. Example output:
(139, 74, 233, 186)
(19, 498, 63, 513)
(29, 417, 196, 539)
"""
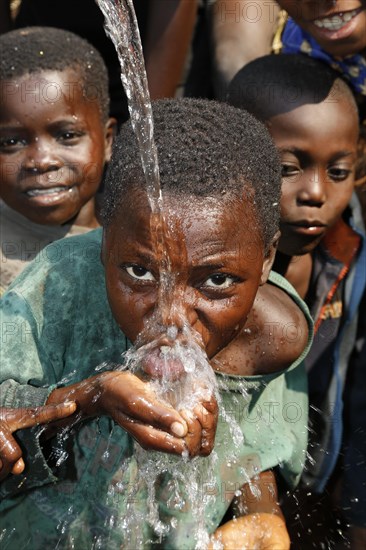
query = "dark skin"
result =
(208, 471, 290, 550)
(0, 403, 76, 481)
(277, 0, 366, 58)
(270, 89, 359, 296)
(266, 85, 362, 548)
(0, 69, 116, 227)
(145, 0, 198, 99)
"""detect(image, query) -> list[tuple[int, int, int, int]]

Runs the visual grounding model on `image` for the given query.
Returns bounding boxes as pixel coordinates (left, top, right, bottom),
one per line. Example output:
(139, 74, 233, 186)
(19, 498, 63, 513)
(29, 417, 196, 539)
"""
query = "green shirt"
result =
(0, 229, 312, 548)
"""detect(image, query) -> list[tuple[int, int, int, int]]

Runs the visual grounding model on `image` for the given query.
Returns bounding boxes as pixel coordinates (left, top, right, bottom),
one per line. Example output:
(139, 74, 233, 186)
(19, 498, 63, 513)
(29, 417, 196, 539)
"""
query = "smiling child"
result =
(0, 98, 312, 548)
(0, 27, 116, 292)
(228, 53, 366, 548)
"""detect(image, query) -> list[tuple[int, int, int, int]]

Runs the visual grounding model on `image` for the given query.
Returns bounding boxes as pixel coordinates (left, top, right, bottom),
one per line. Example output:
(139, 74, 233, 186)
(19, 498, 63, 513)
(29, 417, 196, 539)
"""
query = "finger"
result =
(103, 373, 188, 437)
(180, 410, 202, 457)
(7, 402, 77, 431)
(0, 428, 22, 481)
(11, 457, 25, 475)
(200, 395, 219, 416)
(192, 400, 218, 456)
(114, 411, 187, 455)
(121, 392, 188, 437)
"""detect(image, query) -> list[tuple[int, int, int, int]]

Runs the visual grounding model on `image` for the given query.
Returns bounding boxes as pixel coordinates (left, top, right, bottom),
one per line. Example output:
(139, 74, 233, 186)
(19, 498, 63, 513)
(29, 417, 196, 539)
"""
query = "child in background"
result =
(0, 98, 312, 549)
(211, 0, 366, 218)
(0, 27, 116, 293)
(227, 54, 366, 549)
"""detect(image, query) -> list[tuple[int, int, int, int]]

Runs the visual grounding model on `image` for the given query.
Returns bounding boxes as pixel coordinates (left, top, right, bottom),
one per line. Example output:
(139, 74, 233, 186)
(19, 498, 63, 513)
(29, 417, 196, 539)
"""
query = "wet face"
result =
(103, 190, 275, 362)
(278, 0, 366, 57)
(0, 69, 115, 226)
(268, 91, 358, 256)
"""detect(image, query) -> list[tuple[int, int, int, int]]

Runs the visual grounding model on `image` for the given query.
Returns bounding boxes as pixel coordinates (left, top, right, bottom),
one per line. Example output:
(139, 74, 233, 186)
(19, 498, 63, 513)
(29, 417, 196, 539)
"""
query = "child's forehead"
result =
(1, 68, 101, 116)
(269, 92, 358, 134)
(110, 187, 257, 240)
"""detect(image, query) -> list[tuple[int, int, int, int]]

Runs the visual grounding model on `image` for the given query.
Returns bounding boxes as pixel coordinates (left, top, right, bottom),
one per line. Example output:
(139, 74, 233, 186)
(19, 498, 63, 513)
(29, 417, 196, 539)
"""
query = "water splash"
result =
(122, 325, 218, 410)
(109, 324, 221, 546)
(96, 0, 173, 310)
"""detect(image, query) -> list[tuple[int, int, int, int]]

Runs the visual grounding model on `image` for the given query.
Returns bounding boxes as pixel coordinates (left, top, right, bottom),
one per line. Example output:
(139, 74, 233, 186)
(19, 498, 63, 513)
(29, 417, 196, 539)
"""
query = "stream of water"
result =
(93, 0, 222, 546)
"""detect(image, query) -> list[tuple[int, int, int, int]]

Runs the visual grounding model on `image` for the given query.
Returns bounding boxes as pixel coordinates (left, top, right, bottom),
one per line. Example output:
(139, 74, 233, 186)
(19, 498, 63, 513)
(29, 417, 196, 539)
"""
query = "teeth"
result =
(314, 8, 358, 30)
(26, 187, 69, 196)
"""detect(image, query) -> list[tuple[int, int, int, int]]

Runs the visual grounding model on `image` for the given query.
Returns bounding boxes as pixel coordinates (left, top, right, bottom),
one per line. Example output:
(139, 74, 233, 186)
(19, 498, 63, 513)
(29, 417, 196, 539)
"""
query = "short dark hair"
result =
(0, 26, 110, 121)
(102, 98, 281, 250)
(227, 54, 357, 121)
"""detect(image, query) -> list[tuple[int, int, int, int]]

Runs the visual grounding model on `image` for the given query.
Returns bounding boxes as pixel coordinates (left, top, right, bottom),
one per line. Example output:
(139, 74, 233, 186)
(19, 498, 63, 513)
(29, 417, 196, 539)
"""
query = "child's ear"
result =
(260, 230, 280, 285)
(104, 117, 117, 162)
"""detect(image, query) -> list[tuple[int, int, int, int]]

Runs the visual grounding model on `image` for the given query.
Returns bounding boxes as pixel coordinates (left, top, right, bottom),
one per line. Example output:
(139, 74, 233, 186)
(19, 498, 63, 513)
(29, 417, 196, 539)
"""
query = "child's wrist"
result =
(46, 372, 115, 419)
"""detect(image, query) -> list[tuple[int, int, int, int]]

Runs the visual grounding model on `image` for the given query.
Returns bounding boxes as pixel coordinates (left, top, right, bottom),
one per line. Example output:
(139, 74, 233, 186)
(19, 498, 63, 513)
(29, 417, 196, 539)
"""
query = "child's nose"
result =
(22, 139, 62, 173)
(297, 168, 327, 207)
(158, 286, 199, 332)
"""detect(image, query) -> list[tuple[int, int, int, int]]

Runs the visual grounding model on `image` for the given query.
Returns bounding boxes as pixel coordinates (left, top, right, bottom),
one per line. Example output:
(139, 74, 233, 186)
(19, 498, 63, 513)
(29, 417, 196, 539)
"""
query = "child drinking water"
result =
(0, 98, 312, 548)
(0, 26, 116, 293)
(227, 53, 366, 549)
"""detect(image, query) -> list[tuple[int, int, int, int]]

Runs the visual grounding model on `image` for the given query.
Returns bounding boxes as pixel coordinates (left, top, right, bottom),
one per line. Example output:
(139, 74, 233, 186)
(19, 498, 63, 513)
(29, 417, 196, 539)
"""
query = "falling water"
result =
(95, 0, 161, 213)
(91, 0, 223, 546)
(95, 0, 172, 298)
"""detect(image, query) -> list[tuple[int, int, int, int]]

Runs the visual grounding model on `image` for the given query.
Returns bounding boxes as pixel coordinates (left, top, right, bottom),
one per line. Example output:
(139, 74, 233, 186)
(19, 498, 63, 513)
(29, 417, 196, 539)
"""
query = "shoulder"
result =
(213, 271, 312, 376)
(249, 273, 311, 372)
(6, 229, 103, 290)
(1, 229, 105, 326)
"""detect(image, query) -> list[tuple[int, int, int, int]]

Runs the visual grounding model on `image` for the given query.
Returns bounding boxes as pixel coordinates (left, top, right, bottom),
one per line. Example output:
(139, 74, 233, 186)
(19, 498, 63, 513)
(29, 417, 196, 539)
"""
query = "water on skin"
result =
(114, 323, 221, 546)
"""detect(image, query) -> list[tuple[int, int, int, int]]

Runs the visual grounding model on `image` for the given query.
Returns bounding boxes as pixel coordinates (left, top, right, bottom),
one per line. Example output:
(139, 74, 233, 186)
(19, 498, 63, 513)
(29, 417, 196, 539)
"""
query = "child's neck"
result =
(273, 251, 313, 299)
(65, 198, 99, 229)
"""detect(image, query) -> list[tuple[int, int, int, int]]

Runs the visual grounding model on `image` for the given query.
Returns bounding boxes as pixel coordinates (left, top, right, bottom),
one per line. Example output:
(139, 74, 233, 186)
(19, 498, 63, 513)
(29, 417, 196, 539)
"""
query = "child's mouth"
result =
(25, 186, 74, 197)
(313, 7, 362, 32)
(24, 185, 76, 205)
(287, 221, 327, 237)
(141, 345, 186, 381)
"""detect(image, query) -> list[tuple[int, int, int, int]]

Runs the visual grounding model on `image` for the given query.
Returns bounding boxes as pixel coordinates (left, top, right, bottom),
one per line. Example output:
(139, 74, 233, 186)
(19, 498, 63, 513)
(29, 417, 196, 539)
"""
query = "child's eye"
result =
(58, 131, 83, 143)
(0, 137, 27, 150)
(281, 164, 301, 178)
(125, 265, 156, 281)
(203, 274, 237, 289)
(327, 167, 352, 181)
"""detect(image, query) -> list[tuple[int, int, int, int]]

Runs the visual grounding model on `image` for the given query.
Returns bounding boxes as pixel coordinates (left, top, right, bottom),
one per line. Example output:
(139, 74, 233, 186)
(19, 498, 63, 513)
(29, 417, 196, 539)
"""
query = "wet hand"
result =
(0, 403, 76, 481)
(208, 513, 290, 550)
(91, 371, 191, 454)
(180, 396, 218, 457)
(47, 371, 218, 457)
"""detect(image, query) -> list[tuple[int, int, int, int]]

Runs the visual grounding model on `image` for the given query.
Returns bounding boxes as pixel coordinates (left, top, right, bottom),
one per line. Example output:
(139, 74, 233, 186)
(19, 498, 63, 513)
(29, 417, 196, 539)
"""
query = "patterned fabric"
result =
(281, 18, 366, 96)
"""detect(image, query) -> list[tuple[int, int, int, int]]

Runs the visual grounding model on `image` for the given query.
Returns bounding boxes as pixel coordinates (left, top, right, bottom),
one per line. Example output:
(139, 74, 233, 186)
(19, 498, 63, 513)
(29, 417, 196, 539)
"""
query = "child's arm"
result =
(208, 471, 290, 550)
(45, 370, 218, 457)
(0, 403, 76, 481)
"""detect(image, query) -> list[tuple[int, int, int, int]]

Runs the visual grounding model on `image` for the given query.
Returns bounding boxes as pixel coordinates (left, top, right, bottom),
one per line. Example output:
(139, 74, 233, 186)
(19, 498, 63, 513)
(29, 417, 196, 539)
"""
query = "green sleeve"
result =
(0, 289, 60, 501)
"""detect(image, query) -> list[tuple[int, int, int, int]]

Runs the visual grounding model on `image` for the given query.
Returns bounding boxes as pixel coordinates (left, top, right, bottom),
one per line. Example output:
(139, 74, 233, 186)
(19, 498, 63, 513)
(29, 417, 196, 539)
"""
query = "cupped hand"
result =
(0, 402, 76, 481)
(99, 371, 218, 456)
(47, 370, 219, 457)
(208, 513, 291, 550)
